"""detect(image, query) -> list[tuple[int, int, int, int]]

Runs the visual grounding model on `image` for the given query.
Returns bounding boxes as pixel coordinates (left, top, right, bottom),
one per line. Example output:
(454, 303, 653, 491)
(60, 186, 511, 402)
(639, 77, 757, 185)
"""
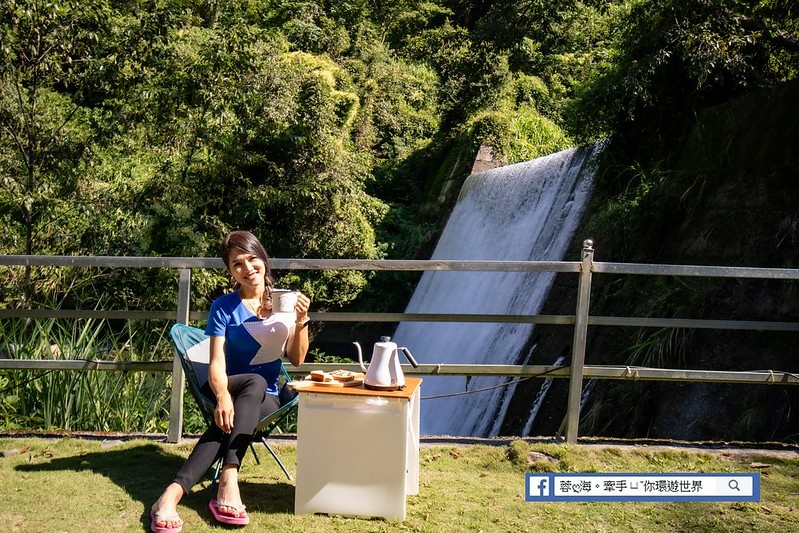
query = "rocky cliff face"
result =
(501, 80, 799, 442)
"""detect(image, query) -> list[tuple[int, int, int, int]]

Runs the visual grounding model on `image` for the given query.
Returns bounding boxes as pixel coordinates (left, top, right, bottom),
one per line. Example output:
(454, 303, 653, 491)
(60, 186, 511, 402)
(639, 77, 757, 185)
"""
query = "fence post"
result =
(565, 240, 594, 444)
(167, 268, 192, 443)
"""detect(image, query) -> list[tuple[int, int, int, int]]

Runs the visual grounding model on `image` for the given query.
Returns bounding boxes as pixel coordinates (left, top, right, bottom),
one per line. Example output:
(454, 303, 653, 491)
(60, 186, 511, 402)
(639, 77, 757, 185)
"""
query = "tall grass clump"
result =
(0, 317, 174, 433)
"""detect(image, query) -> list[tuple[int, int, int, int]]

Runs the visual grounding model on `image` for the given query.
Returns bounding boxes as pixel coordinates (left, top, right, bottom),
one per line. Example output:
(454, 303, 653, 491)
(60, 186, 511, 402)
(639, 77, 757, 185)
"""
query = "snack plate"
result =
(288, 372, 365, 388)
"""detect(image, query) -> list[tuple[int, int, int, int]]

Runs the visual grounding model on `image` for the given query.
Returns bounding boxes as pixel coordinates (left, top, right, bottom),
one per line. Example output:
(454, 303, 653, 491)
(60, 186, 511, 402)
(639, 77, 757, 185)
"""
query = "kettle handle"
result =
(400, 347, 419, 368)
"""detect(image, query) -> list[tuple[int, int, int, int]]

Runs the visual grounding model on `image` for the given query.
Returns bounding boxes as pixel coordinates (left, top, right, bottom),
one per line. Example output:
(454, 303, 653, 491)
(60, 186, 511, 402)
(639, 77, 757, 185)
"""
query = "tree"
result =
(570, 0, 799, 173)
(0, 0, 113, 303)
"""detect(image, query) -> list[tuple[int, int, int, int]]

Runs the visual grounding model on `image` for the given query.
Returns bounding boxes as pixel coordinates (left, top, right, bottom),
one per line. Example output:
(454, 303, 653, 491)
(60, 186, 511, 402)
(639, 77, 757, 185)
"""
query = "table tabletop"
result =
(293, 376, 421, 400)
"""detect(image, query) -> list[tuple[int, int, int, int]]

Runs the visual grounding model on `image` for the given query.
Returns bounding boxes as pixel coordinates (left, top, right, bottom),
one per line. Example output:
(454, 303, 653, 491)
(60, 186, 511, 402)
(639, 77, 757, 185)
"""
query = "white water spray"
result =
(522, 355, 567, 435)
(393, 144, 600, 436)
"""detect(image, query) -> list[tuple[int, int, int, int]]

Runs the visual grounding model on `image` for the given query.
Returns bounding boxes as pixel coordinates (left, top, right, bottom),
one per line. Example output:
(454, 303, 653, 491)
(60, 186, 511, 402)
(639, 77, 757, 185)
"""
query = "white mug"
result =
(272, 289, 297, 314)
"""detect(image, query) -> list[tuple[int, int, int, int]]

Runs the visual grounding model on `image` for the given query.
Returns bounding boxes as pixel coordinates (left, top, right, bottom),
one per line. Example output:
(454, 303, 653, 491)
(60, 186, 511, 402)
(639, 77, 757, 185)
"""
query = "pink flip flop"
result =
(150, 510, 183, 533)
(209, 499, 250, 526)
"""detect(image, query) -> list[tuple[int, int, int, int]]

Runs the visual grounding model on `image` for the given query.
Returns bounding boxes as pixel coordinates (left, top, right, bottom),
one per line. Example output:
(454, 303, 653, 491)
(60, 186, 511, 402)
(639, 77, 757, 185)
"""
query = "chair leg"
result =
(210, 457, 222, 492)
(209, 440, 290, 490)
(260, 436, 293, 480)
(249, 442, 261, 465)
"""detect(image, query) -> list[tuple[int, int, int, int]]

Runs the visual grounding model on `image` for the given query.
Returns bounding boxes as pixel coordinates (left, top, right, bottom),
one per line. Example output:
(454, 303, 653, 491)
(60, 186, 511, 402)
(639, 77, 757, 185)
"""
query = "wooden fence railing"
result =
(1, 240, 798, 444)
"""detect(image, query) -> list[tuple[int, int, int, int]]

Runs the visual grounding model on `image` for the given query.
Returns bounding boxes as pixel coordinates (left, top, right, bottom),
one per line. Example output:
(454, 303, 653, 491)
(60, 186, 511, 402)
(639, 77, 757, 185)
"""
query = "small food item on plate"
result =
(309, 370, 332, 382)
(330, 369, 357, 382)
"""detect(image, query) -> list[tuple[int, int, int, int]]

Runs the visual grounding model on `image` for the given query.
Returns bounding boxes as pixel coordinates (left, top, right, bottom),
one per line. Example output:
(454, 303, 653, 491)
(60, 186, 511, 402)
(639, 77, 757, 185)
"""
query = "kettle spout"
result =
(353, 342, 367, 372)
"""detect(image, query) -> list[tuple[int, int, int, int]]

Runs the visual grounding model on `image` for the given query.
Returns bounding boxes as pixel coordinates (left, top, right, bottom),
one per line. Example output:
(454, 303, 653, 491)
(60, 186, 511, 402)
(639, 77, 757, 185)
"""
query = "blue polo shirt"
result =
(205, 291, 292, 395)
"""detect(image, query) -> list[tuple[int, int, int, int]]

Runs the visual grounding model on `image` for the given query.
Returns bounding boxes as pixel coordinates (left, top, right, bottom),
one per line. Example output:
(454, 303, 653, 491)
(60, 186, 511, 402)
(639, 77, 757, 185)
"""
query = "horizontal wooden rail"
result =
(7, 255, 799, 277)
(0, 359, 172, 372)
(594, 261, 799, 280)
(588, 316, 799, 331)
(0, 255, 580, 272)
(287, 363, 799, 385)
(2, 309, 797, 332)
(4, 360, 796, 387)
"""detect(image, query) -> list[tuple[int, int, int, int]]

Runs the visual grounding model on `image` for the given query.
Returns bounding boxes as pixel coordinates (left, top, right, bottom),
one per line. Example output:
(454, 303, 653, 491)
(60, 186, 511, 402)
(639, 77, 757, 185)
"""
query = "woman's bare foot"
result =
(216, 464, 246, 517)
(151, 482, 184, 529)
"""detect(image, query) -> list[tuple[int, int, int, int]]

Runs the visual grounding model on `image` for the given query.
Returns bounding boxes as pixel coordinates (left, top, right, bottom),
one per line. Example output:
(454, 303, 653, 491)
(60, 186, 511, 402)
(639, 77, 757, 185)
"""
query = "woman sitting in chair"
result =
(151, 230, 311, 532)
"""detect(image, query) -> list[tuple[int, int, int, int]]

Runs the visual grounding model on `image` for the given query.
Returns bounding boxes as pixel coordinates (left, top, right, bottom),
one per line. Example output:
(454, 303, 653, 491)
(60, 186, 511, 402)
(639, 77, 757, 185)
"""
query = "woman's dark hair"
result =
(220, 231, 275, 310)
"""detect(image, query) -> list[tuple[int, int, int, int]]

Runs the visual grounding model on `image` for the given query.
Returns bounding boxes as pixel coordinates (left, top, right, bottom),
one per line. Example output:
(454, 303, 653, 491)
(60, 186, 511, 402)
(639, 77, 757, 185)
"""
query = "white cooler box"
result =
(294, 385, 420, 520)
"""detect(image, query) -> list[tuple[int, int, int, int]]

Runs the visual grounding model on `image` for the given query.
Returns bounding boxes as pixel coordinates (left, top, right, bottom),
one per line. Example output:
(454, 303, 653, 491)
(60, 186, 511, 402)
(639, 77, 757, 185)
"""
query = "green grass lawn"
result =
(1, 436, 797, 532)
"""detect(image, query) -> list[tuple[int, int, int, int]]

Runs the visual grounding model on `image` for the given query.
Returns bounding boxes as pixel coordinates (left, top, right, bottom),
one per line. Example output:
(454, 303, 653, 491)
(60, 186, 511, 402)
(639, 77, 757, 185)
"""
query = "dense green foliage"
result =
(0, 317, 177, 432)
(3, 0, 795, 309)
(571, 0, 799, 197)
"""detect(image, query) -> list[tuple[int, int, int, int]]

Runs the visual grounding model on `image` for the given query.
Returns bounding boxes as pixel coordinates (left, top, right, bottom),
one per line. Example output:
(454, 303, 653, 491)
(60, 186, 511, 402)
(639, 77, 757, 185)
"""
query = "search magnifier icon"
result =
(728, 479, 740, 491)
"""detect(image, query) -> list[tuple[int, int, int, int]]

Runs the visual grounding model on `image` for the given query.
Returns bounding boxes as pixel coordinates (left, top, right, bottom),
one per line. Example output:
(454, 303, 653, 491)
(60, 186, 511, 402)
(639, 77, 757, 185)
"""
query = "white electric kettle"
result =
(354, 336, 419, 391)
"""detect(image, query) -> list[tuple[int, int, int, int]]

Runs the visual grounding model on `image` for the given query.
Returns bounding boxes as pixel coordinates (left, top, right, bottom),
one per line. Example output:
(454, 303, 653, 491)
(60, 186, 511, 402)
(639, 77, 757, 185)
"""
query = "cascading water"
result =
(522, 355, 566, 435)
(393, 144, 600, 436)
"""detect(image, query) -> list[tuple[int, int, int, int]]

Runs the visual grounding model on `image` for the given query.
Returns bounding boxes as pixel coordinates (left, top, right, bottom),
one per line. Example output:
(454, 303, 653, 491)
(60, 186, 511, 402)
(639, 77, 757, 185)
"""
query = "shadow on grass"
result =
(14, 442, 295, 529)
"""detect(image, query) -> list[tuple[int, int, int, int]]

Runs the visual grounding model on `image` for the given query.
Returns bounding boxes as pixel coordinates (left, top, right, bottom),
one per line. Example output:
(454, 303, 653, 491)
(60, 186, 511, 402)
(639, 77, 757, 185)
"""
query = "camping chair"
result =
(169, 323, 299, 484)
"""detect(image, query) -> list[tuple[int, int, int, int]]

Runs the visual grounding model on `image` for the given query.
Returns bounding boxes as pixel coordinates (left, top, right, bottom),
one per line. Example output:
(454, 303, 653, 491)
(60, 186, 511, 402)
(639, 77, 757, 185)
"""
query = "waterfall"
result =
(393, 144, 600, 436)
(522, 355, 566, 435)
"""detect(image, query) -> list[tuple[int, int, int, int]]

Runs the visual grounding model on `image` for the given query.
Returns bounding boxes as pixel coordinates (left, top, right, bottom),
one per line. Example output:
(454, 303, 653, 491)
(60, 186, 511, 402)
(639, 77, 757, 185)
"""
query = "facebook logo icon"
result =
(526, 475, 552, 500)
